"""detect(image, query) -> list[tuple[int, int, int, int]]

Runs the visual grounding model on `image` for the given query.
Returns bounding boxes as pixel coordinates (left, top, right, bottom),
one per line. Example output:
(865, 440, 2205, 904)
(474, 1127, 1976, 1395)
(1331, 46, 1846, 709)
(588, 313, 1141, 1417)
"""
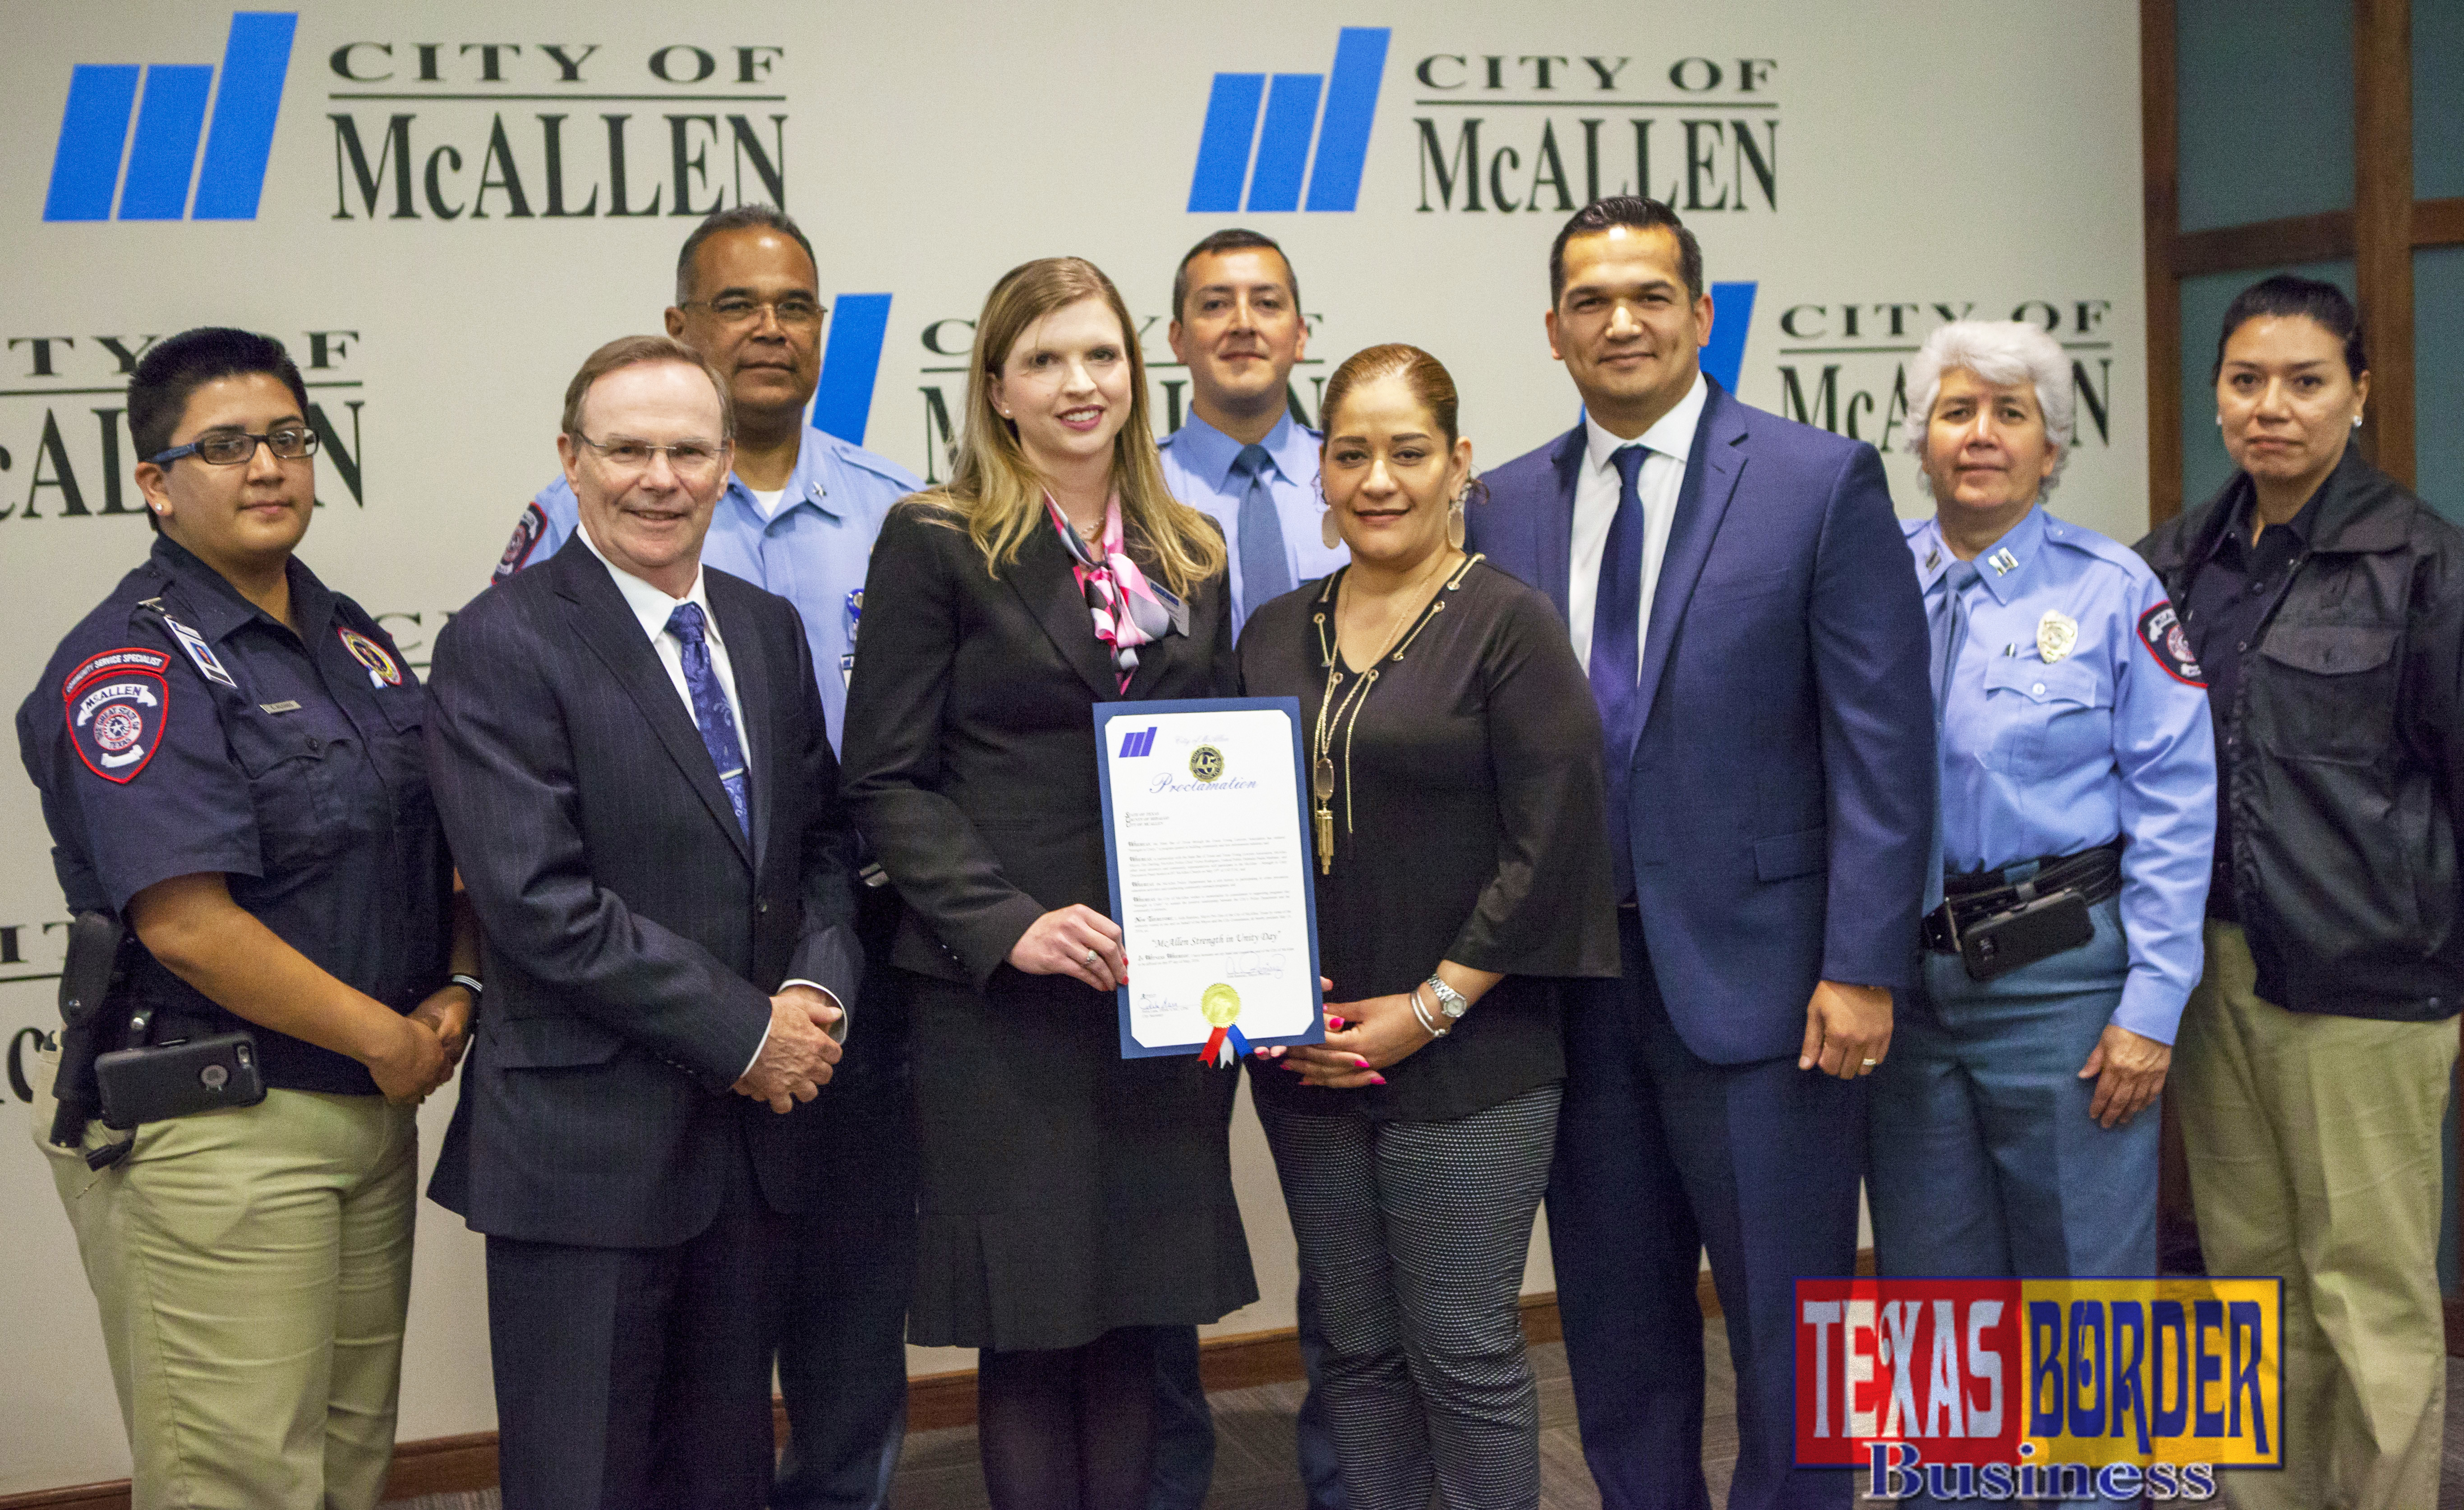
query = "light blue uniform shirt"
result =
(1907, 505, 2217, 1042)
(495, 424, 921, 755)
(1157, 411, 1347, 626)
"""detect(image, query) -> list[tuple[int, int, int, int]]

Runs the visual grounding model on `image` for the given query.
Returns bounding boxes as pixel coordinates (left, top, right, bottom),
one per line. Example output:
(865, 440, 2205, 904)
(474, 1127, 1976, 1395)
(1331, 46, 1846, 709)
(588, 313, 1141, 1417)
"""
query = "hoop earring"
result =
(1321, 509, 1342, 551)
(1446, 498, 1467, 551)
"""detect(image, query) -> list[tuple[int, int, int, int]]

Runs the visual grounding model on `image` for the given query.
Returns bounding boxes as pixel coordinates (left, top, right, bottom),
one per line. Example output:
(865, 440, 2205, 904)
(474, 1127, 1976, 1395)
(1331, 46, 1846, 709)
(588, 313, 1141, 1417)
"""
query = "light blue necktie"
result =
(1923, 560, 1980, 910)
(666, 602, 751, 838)
(1232, 443, 1293, 621)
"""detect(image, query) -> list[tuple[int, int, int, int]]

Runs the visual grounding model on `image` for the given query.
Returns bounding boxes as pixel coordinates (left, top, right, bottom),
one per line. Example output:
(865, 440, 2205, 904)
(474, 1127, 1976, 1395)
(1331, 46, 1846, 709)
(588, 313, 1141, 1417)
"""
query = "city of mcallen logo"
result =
(1795, 1276, 2280, 1502)
(1188, 28, 1391, 213)
(44, 12, 297, 221)
(1118, 726, 1161, 759)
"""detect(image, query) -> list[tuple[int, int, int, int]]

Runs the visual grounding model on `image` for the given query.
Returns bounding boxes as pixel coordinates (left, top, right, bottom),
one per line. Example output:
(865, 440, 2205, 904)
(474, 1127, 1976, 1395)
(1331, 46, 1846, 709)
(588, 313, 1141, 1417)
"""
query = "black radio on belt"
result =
(1922, 839, 2123, 982)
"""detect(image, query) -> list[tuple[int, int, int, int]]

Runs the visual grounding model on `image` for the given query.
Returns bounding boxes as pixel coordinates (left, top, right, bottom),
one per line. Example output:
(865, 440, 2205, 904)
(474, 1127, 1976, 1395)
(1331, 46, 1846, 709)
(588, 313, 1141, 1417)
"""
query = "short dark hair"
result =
(2213, 273, 2367, 381)
(674, 204, 819, 307)
(1548, 196, 1703, 304)
(129, 329, 311, 531)
(1171, 228, 1300, 322)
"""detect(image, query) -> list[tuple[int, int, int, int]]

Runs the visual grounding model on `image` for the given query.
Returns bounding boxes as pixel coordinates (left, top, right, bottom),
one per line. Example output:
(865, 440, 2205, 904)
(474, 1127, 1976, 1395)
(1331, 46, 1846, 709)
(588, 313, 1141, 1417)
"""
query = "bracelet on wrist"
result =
(1410, 984, 1450, 1039)
(449, 973, 484, 1001)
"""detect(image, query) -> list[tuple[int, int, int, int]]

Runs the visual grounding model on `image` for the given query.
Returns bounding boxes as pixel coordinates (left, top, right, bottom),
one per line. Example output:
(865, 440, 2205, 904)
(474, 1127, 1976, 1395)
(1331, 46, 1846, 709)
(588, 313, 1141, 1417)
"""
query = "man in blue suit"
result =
(1468, 197, 1934, 1509)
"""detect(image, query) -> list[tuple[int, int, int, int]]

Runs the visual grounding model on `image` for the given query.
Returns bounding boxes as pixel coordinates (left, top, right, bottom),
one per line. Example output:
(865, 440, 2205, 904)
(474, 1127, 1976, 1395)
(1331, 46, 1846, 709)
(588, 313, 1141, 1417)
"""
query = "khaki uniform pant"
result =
(2174, 921, 2457, 1510)
(31, 1045, 418, 1510)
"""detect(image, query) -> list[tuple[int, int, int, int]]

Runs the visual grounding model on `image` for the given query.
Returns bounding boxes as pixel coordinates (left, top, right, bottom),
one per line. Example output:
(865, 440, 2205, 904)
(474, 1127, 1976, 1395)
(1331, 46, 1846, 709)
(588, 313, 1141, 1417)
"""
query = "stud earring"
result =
(2353, 414, 2364, 429)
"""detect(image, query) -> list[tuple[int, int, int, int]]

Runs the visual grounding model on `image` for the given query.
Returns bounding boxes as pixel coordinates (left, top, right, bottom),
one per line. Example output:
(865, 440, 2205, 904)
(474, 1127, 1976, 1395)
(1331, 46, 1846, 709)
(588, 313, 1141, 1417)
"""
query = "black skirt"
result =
(905, 967, 1258, 1352)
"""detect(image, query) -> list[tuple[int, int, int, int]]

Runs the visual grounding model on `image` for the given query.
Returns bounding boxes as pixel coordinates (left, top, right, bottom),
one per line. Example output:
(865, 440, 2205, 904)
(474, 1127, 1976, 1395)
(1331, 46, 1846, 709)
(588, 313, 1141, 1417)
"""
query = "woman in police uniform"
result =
(1866, 322, 2215, 1500)
(17, 328, 475, 1510)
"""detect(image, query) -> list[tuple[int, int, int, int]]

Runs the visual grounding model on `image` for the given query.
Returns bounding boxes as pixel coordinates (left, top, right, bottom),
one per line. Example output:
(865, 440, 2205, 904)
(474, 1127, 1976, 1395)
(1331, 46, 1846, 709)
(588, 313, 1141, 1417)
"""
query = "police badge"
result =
(2036, 610, 2079, 664)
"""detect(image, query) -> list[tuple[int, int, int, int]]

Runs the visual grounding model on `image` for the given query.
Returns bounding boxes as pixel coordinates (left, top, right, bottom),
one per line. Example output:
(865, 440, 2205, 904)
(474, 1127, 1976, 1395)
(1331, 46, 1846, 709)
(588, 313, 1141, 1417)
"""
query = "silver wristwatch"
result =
(1423, 975, 1469, 1022)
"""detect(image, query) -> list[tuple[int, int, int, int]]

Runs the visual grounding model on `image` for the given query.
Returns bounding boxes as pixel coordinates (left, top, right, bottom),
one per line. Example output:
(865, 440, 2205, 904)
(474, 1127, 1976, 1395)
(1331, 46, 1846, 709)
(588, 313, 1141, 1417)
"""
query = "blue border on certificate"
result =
(1093, 696, 1326, 1060)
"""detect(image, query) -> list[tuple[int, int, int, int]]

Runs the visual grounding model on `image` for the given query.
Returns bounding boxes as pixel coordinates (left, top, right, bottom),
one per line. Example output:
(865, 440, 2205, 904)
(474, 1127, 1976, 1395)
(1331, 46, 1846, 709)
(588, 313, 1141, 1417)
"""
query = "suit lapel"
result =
(552, 547, 753, 868)
(1538, 424, 1584, 620)
(711, 574, 778, 878)
(1633, 383, 1747, 734)
(1011, 522, 1125, 702)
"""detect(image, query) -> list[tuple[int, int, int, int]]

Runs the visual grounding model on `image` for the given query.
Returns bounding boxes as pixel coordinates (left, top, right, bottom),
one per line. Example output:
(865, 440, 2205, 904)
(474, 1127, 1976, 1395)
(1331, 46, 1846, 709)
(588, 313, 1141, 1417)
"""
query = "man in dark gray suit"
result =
(425, 334, 861, 1510)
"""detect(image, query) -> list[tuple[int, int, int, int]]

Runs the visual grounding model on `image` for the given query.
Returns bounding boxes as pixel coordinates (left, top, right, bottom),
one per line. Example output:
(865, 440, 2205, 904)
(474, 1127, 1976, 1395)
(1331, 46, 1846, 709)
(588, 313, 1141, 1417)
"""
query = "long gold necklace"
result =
(1309, 551, 1479, 873)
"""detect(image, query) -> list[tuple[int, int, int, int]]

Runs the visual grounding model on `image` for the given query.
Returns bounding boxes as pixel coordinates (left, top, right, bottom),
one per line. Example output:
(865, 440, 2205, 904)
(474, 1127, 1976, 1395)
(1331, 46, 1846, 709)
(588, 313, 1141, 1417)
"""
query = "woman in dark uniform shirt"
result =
(840, 258, 1254, 1510)
(17, 328, 474, 1510)
(1242, 345, 1618, 1510)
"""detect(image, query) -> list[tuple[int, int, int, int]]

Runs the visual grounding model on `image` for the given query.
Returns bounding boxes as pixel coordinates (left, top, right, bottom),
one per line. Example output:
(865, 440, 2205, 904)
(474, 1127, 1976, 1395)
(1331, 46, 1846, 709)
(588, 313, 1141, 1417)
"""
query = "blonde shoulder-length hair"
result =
(912, 256, 1225, 598)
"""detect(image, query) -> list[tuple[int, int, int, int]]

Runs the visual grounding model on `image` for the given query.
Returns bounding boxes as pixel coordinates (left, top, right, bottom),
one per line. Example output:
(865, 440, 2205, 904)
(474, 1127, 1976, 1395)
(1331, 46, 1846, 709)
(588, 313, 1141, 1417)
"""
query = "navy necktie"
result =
(1590, 444, 1651, 901)
(1233, 443, 1293, 621)
(1923, 560, 1980, 910)
(665, 602, 751, 839)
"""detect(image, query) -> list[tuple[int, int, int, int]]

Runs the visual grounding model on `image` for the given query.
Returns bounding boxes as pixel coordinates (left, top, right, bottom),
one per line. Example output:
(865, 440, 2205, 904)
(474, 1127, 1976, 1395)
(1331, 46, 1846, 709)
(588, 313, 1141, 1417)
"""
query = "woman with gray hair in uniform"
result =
(1866, 318, 2216, 1505)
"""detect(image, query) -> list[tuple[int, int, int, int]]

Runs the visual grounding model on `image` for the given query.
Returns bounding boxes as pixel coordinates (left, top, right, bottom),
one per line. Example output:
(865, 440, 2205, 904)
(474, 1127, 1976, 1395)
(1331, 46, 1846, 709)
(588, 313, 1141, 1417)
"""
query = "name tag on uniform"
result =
(258, 700, 302, 714)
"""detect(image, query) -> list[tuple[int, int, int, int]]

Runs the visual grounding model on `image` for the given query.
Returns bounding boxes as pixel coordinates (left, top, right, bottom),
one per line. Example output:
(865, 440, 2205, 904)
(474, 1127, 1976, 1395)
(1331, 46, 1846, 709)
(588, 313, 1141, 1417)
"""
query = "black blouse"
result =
(1238, 557, 1619, 1122)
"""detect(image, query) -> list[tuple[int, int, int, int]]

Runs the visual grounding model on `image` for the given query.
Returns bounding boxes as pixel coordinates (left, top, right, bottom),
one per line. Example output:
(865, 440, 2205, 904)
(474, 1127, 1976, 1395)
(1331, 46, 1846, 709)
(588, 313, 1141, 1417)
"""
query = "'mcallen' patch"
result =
(2137, 602, 2206, 687)
(64, 650, 170, 783)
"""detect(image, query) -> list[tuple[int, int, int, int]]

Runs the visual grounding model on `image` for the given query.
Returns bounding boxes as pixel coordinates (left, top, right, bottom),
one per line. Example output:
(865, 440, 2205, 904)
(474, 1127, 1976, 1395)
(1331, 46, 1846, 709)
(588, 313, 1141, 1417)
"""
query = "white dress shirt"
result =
(576, 525, 839, 1070)
(1567, 372, 1709, 676)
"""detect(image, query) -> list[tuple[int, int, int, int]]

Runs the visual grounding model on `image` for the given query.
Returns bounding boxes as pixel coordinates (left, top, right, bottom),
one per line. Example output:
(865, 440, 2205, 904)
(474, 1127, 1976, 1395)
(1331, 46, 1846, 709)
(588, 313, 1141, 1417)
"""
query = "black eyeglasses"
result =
(680, 295, 826, 328)
(148, 428, 319, 467)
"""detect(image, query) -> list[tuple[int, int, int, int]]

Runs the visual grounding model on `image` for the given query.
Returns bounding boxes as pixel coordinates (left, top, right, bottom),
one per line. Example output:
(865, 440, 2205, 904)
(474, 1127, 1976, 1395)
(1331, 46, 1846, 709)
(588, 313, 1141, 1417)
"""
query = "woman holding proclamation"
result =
(840, 257, 1254, 1510)
(1240, 344, 1618, 1510)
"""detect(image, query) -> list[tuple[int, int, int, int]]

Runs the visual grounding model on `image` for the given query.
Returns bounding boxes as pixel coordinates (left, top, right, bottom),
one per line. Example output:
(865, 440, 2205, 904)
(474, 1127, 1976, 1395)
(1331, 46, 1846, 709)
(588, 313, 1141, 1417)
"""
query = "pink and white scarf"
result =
(1048, 494, 1175, 692)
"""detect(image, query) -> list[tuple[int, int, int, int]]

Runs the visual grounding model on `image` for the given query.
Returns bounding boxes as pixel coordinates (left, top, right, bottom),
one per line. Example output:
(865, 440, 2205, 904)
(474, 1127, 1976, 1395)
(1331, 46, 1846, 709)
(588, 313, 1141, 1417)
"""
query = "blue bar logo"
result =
(809, 293, 895, 446)
(1118, 726, 1160, 758)
(43, 12, 297, 222)
(1188, 27, 1390, 214)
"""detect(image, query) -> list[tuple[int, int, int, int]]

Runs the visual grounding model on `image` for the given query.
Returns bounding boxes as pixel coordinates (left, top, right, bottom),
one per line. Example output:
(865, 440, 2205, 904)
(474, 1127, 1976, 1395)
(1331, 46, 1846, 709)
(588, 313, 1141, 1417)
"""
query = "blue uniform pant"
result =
(1868, 894, 2154, 1508)
(1548, 911, 1864, 1510)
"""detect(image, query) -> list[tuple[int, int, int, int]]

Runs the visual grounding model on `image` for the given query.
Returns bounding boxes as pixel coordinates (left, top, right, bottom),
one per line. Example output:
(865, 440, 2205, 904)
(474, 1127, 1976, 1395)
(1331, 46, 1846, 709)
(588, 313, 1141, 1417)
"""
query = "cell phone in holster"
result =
(96, 1031, 267, 1130)
(1958, 890, 2095, 982)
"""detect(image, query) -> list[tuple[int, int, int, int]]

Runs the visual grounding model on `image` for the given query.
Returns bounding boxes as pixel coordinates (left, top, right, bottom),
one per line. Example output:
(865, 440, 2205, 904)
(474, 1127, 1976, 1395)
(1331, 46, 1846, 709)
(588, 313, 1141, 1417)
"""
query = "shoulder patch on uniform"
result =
(337, 626, 403, 686)
(495, 501, 549, 583)
(64, 657, 167, 783)
(159, 615, 237, 687)
(61, 646, 170, 700)
(2136, 601, 2206, 687)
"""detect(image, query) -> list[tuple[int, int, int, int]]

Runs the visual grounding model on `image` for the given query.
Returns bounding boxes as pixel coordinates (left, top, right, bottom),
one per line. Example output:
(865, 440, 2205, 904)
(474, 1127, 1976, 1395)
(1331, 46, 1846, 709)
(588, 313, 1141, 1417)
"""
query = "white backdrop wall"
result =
(2, 1, 2145, 1491)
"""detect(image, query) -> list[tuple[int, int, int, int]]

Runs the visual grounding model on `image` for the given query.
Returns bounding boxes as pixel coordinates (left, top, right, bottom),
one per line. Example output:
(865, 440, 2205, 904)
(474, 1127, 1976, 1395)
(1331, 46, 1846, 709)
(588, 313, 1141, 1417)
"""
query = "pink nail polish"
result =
(1352, 1056, 1370, 1067)
(1368, 1073, 1387, 1085)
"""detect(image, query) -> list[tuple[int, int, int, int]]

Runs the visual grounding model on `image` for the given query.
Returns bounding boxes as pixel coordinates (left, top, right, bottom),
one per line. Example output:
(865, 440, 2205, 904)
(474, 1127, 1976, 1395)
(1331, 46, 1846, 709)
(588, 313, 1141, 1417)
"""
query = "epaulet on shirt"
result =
(819, 430, 924, 490)
(2041, 514, 2158, 585)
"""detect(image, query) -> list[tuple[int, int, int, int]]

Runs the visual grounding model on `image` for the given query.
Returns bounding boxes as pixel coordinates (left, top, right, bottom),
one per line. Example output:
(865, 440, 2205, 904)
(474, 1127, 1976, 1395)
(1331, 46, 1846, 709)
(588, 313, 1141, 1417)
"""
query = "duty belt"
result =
(1921, 838, 2124, 974)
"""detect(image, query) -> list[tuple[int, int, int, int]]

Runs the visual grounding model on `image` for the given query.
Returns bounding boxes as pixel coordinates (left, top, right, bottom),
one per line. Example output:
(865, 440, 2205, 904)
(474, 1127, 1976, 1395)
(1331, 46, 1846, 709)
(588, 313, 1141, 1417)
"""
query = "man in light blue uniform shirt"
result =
(1159, 229, 1348, 626)
(1870, 322, 2212, 1510)
(493, 204, 921, 1510)
(1150, 228, 1345, 1510)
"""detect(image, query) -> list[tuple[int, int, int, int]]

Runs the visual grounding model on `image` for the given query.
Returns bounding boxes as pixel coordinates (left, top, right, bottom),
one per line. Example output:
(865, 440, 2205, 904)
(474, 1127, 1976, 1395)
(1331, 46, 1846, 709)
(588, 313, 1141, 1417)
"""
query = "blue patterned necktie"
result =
(1923, 559, 1980, 910)
(1233, 443, 1293, 621)
(665, 602, 750, 838)
(1589, 444, 1651, 900)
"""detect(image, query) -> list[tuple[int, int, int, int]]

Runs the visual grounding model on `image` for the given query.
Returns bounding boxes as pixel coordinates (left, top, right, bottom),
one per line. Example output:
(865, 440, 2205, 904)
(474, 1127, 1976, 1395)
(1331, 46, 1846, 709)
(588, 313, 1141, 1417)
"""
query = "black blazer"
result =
(841, 502, 1237, 986)
(423, 539, 861, 1248)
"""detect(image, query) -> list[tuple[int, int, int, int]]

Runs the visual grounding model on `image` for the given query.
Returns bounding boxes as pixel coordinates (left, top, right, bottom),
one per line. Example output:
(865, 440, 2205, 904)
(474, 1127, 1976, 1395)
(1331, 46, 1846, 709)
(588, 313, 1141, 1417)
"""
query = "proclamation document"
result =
(1094, 697, 1325, 1061)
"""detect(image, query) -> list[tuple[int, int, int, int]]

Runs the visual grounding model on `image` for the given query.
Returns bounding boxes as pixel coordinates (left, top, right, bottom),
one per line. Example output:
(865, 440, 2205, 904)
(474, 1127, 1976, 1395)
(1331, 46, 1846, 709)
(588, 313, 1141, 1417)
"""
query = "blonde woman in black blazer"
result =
(841, 256, 1253, 1510)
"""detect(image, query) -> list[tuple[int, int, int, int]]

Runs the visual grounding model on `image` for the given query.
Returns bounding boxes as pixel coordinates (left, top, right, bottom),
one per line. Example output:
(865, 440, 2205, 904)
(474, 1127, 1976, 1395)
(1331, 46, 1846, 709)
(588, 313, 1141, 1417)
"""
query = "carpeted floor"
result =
(391, 1333, 2464, 1508)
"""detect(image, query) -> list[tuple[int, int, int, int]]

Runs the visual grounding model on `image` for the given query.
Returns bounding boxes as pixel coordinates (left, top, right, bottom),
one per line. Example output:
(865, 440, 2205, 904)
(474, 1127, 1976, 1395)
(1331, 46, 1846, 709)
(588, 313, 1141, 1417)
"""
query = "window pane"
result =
(2178, 260, 2358, 507)
(2418, 247, 2464, 522)
(2178, 0, 2354, 232)
(2420, 0, 2464, 199)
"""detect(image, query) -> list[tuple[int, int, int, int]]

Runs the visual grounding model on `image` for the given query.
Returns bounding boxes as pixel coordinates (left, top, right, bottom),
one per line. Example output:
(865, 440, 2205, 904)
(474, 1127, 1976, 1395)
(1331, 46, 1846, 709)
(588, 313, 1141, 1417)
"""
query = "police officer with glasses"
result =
(1870, 322, 2214, 1510)
(19, 327, 475, 1510)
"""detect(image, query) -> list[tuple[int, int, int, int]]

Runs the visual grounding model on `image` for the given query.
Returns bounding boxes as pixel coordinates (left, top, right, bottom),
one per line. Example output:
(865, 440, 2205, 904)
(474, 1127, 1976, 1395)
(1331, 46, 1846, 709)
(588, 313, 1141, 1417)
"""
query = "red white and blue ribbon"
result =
(1198, 1024, 1253, 1068)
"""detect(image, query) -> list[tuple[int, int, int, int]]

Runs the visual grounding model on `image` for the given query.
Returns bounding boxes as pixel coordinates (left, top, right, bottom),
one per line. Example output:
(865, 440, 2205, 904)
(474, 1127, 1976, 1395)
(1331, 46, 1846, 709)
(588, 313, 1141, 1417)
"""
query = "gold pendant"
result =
(1315, 804, 1334, 873)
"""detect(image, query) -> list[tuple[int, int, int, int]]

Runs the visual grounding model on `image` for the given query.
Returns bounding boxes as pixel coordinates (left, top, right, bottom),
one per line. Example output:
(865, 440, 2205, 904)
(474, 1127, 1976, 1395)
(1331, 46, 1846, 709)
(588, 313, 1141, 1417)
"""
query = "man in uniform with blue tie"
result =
(1152, 228, 1346, 1510)
(1471, 198, 1934, 1509)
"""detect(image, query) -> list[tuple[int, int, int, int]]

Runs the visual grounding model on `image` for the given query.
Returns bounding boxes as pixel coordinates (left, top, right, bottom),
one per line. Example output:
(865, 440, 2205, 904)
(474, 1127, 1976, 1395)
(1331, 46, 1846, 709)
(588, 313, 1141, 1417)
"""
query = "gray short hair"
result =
(1904, 319, 2074, 499)
(674, 204, 818, 307)
(561, 334, 734, 441)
